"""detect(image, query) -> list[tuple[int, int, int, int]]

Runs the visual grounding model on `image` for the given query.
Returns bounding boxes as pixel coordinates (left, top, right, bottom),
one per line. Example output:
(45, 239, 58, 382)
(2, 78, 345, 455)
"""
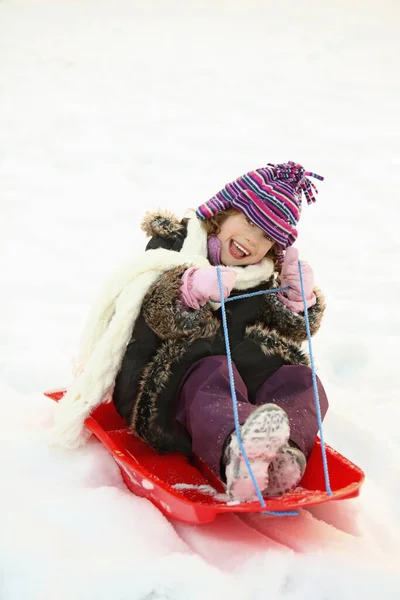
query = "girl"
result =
(53, 161, 328, 502)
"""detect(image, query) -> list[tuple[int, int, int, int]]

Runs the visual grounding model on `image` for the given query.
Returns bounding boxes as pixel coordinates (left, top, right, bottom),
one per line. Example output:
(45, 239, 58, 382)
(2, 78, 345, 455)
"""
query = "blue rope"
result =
(297, 260, 332, 495)
(216, 269, 267, 509)
(210, 286, 290, 304)
(216, 262, 332, 515)
(223, 286, 290, 302)
(217, 268, 298, 516)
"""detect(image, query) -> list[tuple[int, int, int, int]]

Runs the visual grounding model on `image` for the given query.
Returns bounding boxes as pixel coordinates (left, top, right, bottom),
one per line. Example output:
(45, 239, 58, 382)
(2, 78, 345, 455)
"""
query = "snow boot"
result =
(224, 404, 290, 501)
(265, 444, 307, 496)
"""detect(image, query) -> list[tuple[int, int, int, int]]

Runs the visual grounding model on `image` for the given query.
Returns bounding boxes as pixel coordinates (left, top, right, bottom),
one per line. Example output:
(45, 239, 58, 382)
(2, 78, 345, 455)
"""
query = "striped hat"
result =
(196, 161, 323, 261)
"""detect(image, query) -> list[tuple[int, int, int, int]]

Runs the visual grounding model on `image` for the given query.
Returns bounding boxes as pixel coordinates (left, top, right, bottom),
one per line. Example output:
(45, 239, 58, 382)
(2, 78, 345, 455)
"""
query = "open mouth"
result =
(229, 239, 250, 260)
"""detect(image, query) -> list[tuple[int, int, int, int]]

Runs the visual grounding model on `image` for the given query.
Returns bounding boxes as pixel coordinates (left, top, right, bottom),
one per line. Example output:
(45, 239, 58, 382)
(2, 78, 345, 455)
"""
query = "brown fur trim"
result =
(306, 287, 326, 337)
(130, 338, 192, 454)
(261, 285, 326, 344)
(245, 323, 309, 366)
(140, 210, 185, 238)
(142, 266, 219, 341)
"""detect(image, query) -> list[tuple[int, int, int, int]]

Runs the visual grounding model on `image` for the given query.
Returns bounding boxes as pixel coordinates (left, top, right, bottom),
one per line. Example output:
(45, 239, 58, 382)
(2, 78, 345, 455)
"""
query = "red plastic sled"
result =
(45, 389, 365, 524)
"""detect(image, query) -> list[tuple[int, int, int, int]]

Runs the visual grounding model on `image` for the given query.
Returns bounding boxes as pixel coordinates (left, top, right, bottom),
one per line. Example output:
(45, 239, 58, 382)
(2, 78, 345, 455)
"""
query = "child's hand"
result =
(278, 247, 316, 313)
(180, 266, 237, 309)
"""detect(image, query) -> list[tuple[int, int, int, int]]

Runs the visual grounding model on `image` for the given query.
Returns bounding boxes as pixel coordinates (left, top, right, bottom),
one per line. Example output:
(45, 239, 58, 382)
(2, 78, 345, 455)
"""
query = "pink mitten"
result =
(278, 247, 316, 313)
(180, 266, 237, 309)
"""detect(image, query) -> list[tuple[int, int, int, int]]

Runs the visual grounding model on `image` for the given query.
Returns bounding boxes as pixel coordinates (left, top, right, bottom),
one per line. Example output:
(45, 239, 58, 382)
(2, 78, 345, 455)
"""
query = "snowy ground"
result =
(1, 0, 400, 598)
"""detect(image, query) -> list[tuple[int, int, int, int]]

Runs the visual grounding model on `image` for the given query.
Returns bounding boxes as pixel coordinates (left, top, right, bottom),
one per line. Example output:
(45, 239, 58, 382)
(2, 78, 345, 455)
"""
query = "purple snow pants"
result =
(175, 355, 329, 478)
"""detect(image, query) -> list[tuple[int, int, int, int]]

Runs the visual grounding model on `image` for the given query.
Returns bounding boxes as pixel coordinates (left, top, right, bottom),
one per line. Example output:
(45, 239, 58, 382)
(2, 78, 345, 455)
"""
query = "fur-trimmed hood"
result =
(141, 209, 185, 239)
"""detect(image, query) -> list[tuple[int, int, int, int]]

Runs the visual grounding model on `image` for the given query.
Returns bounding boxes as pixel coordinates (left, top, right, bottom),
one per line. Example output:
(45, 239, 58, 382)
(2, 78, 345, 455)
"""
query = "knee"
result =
(316, 375, 329, 418)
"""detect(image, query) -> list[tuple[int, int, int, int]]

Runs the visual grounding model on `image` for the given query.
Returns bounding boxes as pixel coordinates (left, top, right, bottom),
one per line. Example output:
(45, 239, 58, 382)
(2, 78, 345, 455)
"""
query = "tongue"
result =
(230, 240, 245, 259)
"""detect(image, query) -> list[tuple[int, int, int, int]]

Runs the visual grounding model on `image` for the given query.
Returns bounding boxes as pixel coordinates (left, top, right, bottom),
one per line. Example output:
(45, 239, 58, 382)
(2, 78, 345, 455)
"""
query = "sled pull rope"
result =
(216, 263, 331, 516)
(216, 269, 297, 516)
(297, 260, 332, 496)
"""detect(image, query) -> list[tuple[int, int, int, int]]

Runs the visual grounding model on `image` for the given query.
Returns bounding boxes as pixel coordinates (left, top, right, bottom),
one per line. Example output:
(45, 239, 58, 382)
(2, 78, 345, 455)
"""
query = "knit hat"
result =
(196, 161, 323, 262)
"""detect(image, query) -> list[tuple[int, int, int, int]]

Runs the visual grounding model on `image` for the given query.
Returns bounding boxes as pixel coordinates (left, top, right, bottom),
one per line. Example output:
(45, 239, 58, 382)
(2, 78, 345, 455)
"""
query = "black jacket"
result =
(113, 211, 325, 456)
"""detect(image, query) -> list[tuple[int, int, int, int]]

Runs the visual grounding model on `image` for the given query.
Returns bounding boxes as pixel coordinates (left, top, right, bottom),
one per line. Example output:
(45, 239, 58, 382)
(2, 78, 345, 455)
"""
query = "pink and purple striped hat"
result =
(196, 161, 323, 261)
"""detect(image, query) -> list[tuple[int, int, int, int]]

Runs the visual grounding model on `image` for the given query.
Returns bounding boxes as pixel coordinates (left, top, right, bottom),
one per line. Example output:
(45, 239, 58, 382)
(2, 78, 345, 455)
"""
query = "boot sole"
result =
(225, 404, 290, 502)
(266, 448, 305, 496)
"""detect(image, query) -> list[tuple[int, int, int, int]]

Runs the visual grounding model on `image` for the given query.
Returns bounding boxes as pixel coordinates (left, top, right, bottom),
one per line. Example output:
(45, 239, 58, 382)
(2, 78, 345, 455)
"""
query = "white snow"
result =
(1, 0, 400, 598)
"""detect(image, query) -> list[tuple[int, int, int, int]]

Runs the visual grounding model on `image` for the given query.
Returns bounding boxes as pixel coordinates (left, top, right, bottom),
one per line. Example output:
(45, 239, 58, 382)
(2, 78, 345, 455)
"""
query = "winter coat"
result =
(112, 210, 326, 457)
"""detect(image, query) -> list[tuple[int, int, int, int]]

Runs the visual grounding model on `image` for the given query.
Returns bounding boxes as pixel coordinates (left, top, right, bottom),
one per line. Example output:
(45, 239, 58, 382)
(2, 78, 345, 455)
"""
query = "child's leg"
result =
(251, 364, 328, 496)
(176, 355, 293, 501)
(253, 364, 329, 459)
(175, 355, 255, 478)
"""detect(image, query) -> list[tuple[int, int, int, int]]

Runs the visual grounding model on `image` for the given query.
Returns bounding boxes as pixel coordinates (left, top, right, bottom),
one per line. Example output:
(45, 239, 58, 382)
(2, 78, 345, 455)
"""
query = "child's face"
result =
(217, 211, 274, 266)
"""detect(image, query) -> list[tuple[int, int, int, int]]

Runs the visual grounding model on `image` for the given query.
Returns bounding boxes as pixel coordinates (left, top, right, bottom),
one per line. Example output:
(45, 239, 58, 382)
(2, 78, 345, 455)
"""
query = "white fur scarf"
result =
(51, 217, 274, 448)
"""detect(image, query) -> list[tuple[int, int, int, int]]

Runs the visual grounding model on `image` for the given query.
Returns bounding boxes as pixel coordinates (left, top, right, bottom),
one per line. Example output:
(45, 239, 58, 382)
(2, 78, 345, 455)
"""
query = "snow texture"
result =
(1, 0, 400, 598)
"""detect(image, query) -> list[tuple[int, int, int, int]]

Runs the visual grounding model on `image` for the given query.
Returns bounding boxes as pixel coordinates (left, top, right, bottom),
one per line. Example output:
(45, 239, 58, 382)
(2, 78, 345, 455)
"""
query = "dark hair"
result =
(199, 208, 281, 272)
